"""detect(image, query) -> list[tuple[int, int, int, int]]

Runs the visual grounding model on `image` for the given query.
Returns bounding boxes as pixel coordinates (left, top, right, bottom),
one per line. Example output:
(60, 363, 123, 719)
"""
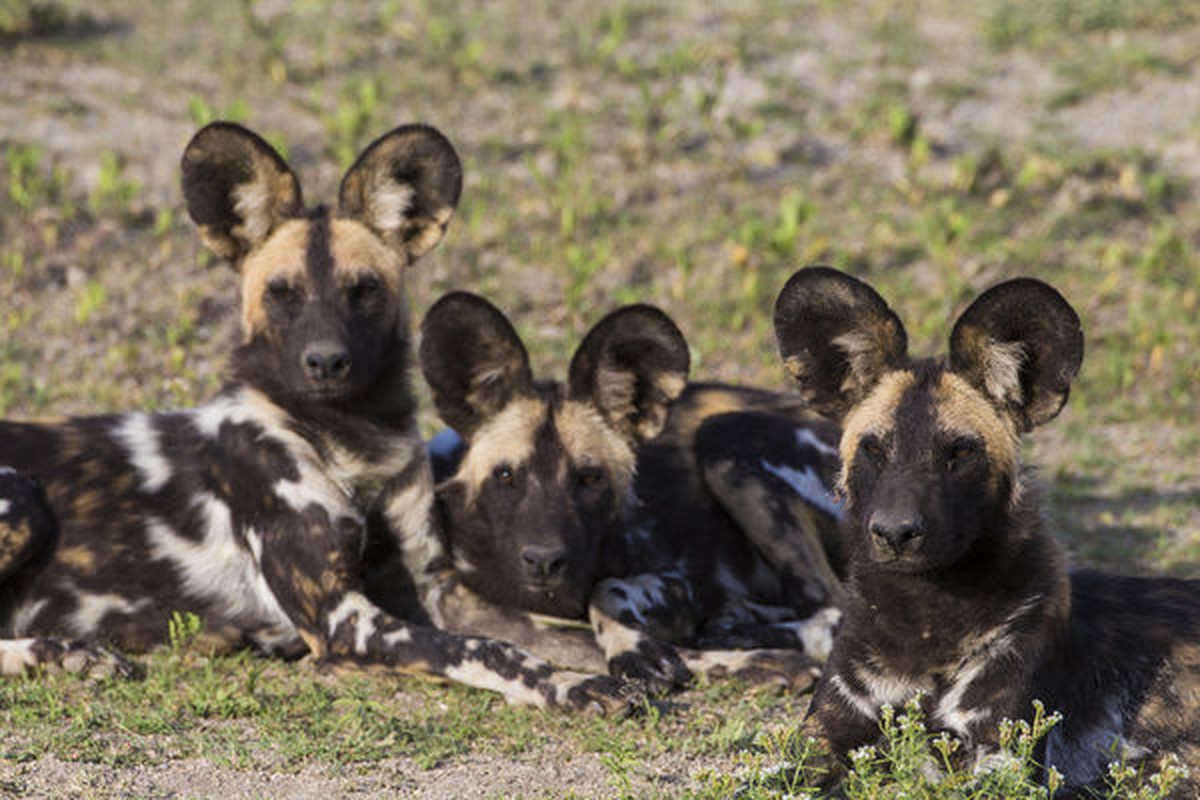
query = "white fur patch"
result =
(0, 499, 11, 517)
(367, 178, 415, 234)
(69, 590, 150, 636)
(444, 655, 551, 708)
(856, 664, 930, 710)
(773, 607, 842, 661)
(0, 639, 39, 674)
(145, 502, 295, 651)
(232, 180, 275, 246)
(981, 338, 1027, 405)
(383, 465, 442, 577)
(10, 598, 49, 636)
(326, 591, 381, 655)
(794, 427, 838, 457)
(382, 627, 413, 647)
(760, 460, 843, 517)
(829, 672, 883, 721)
(114, 414, 172, 493)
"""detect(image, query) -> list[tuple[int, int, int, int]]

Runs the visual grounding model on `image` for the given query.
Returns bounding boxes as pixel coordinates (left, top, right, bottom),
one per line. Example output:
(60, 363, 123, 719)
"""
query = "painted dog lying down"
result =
(774, 266, 1200, 794)
(0, 122, 633, 713)
(405, 291, 846, 691)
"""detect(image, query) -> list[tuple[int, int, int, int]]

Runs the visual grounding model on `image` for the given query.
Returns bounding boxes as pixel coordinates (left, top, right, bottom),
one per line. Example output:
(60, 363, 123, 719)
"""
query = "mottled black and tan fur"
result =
(774, 266, 1200, 793)
(0, 123, 631, 713)
(419, 292, 844, 692)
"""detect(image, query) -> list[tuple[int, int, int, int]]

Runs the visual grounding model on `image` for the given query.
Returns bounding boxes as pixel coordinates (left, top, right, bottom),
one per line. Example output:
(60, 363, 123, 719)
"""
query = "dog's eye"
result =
(492, 463, 514, 484)
(860, 436, 887, 464)
(267, 277, 292, 298)
(946, 439, 981, 468)
(265, 277, 302, 311)
(349, 274, 383, 305)
(577, 466, 606, 488)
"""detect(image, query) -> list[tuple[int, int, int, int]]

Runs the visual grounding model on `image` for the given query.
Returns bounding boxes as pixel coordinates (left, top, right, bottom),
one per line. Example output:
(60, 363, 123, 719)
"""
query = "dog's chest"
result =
(832, 613, 1022, 739)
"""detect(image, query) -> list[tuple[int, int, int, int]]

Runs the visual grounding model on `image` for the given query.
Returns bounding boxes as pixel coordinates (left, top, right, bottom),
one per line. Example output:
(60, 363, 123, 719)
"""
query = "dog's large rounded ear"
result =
(181, 122, 304, 266)
(773, 267, 908, 422)
(949, 278, 1083, 432)
(567, 305, 689, 445)
(339, 124, 462, 264)
(419, 292, 534, 438)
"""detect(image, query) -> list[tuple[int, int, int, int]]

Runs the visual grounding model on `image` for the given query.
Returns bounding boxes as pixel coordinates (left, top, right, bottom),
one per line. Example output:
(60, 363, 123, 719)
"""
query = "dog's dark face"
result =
(774, 267, 1083, 572)
(181, 122, 461, 409)
(420, 294, 689, 617)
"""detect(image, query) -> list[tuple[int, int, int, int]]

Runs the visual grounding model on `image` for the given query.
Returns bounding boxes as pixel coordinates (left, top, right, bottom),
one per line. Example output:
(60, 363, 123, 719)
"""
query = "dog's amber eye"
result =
(860, 436, 887, 464)
(577, 466, 605, 488)
(265, 276, 302, 308)
(492, 464, 514, 484)
(946, 439, 981, 468)
(350, 273, 382, 304)
(267, 277, 291, 298)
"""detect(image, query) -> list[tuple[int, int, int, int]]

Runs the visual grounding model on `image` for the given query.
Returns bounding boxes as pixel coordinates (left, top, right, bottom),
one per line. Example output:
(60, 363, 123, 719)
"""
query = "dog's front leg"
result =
(256, 511, 633, 713)
(590, 572, 821, 692)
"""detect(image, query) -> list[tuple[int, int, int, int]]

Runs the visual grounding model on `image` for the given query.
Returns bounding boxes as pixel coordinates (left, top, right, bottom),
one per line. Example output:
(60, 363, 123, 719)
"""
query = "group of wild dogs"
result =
(0, 122, 1197, 794)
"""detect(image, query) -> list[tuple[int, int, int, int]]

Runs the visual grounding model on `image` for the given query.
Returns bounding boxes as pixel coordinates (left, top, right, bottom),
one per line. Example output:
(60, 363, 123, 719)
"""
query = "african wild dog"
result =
(0, 122, 633, 713)
(774, 266, 1200, 792)
(416, 291, 845, 692)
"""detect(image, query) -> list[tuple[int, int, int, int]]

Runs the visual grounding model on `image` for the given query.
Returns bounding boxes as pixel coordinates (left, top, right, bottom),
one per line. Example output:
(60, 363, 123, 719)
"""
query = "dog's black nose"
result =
(868, 512, 924, 553)
(303, 344, 351, 382)
(521, 545, 568, 580)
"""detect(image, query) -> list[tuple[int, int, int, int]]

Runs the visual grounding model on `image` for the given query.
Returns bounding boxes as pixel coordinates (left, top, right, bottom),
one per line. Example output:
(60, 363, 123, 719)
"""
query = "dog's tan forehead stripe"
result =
(239, 218, 405, 337)
(454, 398, 544, 493)
(556, 401, 636, 493)
(839, 370, 915, 467)
(328, 219, 405, 293)
(240, 219, 310, 335)
(933, 372, 1019, 469)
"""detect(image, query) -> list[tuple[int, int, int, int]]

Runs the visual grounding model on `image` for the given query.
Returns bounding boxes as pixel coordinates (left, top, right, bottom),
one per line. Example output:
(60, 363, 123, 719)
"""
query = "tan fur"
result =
(239, 220, 310, 335)
(328, 218, 406, 298)
(454, 399, 544, 498)
(838, 370, 915, 490)
(239, 218, 405, 337)
(0, 519, 32, 565)
(55, 545, 96, 571)
(556, 401, 637, 497)
(933, 373, 1022, 497)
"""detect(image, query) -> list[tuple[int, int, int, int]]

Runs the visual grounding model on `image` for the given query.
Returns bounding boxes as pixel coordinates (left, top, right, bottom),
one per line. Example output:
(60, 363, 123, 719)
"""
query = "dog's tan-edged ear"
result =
(773, 266, 908, 422)
(567, 305, 690, 445)
(949, 278, 1084, 432)
(338, 124, 462, 264)
(181, 122, 304, 266)
(419, 292, 534, 439)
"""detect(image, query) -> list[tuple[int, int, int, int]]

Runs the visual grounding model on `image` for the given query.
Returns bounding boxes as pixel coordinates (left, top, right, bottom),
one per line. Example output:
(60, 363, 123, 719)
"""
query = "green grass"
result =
(1, 0, 1198, 795)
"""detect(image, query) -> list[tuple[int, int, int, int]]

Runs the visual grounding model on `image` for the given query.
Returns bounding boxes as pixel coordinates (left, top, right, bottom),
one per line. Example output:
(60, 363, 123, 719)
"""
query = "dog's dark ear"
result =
(568, 305, 689, 445)
(949, 278, 1083, 432)
(181, 122, 304, 266)
(419, 292, 534, 438)
(773, 266, 908, 422)
(339, 124, 462, 263)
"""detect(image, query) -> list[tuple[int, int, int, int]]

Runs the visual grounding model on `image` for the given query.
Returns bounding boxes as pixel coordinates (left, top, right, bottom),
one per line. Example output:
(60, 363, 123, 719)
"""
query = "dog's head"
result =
(419, 293, 689, 617)
(181, 122, 461, 411)
(774, 267, 1083, 572)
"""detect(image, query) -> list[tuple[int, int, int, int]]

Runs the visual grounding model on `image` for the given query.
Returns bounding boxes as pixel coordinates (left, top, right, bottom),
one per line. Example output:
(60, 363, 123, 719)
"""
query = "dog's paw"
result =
(57, 640, 138, 679)
(607, 638, 693, 694)
(553, 672, 645, 716)
(680, 647, 821, 692)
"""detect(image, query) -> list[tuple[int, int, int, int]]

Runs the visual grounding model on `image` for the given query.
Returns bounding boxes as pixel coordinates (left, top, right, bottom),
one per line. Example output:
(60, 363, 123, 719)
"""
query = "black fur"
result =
(775, 266, 1200, 794)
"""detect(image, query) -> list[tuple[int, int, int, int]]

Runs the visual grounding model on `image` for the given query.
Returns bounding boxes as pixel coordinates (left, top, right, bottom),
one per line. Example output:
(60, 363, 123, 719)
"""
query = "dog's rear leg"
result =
(695, 412, 845, 612)
(0, 469, 136, 678)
